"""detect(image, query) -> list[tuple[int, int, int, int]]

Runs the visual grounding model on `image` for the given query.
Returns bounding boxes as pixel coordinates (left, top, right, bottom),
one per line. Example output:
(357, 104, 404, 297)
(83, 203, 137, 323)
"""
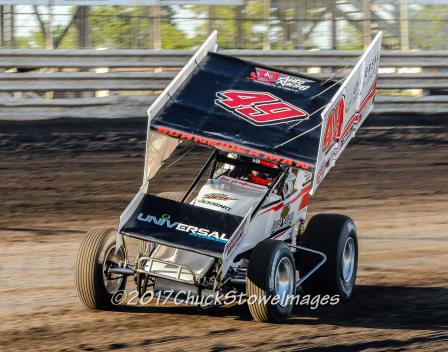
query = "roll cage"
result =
(180, 150, 288, 220)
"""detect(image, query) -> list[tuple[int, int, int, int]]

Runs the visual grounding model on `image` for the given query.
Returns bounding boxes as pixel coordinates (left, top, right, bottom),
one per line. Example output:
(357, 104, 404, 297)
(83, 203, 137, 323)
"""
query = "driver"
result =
(248, 160, 276, 186)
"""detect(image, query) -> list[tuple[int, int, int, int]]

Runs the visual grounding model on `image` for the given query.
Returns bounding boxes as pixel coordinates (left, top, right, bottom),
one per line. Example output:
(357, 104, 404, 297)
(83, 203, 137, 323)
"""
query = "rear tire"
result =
(75, 227, 126, 309)
(299, 214, 358, 299)
(246, 239, 296, 323)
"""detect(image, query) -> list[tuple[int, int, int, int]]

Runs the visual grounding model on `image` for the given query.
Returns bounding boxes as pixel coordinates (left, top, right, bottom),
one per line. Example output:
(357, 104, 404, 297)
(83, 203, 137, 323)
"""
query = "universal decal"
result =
(137, 212, 228, 243)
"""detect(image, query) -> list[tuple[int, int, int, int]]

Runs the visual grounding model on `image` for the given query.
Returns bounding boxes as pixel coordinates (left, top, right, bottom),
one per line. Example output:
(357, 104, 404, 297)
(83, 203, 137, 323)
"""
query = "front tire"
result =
(246, 239, 296, 323)
(75, 227, 126, 309)
(299, 214, 358, 299)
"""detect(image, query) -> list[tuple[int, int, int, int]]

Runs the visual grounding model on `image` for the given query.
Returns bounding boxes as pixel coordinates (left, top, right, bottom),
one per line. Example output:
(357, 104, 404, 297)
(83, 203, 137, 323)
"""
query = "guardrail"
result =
(1, 49, 447, 120)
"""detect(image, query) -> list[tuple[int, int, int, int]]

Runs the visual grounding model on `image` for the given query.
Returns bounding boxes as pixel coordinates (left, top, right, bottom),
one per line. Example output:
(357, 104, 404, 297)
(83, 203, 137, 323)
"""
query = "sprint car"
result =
(75, 30, 382, 323)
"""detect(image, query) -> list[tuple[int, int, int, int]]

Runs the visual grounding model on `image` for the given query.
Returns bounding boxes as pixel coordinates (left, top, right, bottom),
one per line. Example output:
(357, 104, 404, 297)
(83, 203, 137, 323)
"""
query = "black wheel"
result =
(75, 227, 126, 309)
(246, 239, 296, 323)
(299, 214, 358, 299)
(139, 191, 184, 254)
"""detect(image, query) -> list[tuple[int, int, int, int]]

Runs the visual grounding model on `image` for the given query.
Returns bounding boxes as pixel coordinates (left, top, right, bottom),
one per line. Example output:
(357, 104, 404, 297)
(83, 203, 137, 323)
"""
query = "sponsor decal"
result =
(363, 52, 380, 90)
(137, 213, 228, 243)
(219, 175, 267, 191)
(197, 199, 231, 211)
(215, 90, 308, 126)
(281, 204, 290, 218)
(322, 80, 377, 156)
(197, 193, 236, 211)
(203, 193, 237, 201)
(154, 126, 313, 171)
(271, 204, 295, 234)
(322, 97, 345, 154)
(248, 67, 311, 92)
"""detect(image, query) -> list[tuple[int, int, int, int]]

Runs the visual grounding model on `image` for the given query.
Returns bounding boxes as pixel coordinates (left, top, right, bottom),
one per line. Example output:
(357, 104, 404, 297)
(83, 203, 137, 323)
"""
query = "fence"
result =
(5, 2, 448, 51)
(1, 49, 448, 120)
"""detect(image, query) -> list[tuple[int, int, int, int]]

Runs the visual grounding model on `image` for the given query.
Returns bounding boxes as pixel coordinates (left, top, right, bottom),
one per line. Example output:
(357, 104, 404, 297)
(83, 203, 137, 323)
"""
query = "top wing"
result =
(145, 31, 381, 184)
(148, 48, 339, 171)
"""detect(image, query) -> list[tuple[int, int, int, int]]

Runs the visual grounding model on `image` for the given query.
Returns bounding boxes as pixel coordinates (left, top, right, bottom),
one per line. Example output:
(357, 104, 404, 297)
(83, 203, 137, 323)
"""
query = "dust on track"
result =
(0, 118, 447, 351)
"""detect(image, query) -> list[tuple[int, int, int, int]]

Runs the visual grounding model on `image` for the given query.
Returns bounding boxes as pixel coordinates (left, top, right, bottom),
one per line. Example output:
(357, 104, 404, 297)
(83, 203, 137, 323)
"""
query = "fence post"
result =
(263, 0, 271, 50)
(363, 0, 372, 49)
(0, 6, 4, 48)
(77, 6, 89, 49)
(46, 2, 54, 49)
(330, 1, 337, 50)
(10, 5, 14, 48)
(151, 1, 161, 50)
(400, 0, 409, 50)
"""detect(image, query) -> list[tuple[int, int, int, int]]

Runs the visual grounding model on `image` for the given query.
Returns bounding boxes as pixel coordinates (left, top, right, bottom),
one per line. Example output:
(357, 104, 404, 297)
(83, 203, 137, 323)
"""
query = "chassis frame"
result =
(111, 150, 327, 302)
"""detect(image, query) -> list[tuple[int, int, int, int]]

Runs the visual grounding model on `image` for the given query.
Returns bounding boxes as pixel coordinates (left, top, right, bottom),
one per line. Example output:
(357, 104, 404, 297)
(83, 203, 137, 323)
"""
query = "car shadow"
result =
(112, 285, 448, 331)
(288, 285, 448, 331)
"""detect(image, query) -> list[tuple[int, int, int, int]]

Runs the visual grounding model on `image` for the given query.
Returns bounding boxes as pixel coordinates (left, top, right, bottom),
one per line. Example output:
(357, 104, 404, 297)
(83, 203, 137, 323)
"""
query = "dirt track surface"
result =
(0, 118, 447, 351)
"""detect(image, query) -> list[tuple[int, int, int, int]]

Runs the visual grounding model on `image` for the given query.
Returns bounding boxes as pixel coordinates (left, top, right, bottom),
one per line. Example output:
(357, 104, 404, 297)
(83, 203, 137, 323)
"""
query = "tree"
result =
(409, 5, 448, 50)
(189, 2, 288, 49)
(88, 6, 193, 49)
(16, 6, 193, 49)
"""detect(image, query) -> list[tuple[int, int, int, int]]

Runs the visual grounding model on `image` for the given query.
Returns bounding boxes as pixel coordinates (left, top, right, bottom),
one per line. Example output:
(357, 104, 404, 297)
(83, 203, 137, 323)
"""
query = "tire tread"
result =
(75, 227, 118, 309)
(246, 239, 295, 323)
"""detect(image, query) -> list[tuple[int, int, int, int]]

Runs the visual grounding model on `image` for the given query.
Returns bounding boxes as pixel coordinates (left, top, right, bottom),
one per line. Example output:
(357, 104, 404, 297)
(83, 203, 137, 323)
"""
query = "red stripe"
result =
(258, 183, 312, 216)
(340, 80, 377, 139)
(288, 192, 302, 205)
(258, 201, 284, 215)
(289, 184, 312, 205)
(272, 228, 289, 239)
(299, 192, 311, 209)
(359, 80, 377, 114)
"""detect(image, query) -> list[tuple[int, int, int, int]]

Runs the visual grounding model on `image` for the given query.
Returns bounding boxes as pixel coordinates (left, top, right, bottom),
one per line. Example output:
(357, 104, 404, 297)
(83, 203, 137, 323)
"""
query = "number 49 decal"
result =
(215, 90, 308, 126)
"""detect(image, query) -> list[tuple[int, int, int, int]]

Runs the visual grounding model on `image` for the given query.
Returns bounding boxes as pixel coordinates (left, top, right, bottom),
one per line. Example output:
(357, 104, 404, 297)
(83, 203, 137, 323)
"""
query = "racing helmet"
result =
(248, 160, 276, 186)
